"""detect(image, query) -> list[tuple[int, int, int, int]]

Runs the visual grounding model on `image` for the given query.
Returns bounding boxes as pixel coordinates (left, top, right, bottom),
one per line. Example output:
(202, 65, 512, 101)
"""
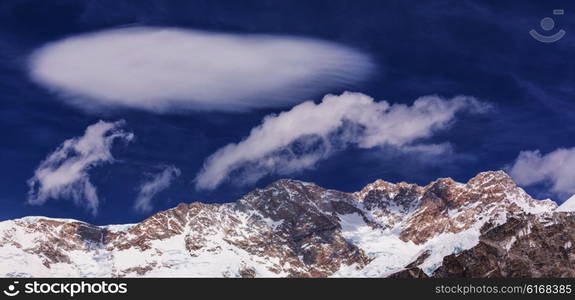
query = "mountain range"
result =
(1, 170, 573, 277)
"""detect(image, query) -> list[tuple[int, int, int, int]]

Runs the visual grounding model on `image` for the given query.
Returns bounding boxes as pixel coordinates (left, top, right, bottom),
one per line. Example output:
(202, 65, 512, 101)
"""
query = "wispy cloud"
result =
(509, 147, 575, 200)
(134, 165, 181, 213)
(27, 120, 134, 215)
(195, 92, 489, 190)
(29, 27, 374, 113)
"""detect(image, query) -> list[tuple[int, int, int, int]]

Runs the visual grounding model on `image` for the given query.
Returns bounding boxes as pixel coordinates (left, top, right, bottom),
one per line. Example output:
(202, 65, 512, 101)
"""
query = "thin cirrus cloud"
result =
(509, 147, 575, 200)
(194, 92, 490, 190)
(27, 120, 134, 215)
(28, 27, 374, 113)
(134, 165, 181, 213)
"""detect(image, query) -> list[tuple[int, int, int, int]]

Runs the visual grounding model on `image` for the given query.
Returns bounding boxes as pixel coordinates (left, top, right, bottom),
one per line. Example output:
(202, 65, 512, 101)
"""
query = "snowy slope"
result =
(557, 195, 575, 212)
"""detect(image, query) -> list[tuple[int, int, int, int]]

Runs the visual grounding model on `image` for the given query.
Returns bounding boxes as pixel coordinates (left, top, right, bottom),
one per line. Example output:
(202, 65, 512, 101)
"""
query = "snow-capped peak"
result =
(557, 194, 575, 212)
(0, 170, 563, 278)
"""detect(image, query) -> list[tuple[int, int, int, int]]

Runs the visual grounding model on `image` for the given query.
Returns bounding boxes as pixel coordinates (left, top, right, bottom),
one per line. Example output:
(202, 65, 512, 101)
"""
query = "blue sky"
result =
(1, 0, 574, 225)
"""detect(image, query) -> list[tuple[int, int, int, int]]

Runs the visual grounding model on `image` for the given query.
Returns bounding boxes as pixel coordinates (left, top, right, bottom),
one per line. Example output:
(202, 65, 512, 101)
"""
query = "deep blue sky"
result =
(1, 0, 574, 224)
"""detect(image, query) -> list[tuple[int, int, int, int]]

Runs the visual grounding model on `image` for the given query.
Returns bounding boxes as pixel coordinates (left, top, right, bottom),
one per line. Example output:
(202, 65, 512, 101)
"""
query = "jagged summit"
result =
(0, 170, 568, 278)
(264, 178, 313, 188)
(473, 169, 513, 179)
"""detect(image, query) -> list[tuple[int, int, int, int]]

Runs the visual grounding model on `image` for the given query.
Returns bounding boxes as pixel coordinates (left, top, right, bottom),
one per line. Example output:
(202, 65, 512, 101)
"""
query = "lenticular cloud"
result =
(29, 27, 374, 113)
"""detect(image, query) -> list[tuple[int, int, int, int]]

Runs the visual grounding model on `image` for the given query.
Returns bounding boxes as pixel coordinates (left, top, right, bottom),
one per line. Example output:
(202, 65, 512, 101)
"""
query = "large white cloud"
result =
(509, 147, 575, 199)
(134, 165, 181, 213)
(195, 92, 488, 190)
(28, 27, 374, 113)
(27, 120, 134, 215)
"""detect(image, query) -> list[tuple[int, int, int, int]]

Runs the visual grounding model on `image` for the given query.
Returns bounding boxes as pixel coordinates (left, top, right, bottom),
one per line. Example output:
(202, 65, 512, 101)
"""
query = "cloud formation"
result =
(195, 92, 488, 190)
(509, 147, 575, 199)
(29, 27, 374, 113)
(27, 120, 134, 215)
(134, 165, 181, 213)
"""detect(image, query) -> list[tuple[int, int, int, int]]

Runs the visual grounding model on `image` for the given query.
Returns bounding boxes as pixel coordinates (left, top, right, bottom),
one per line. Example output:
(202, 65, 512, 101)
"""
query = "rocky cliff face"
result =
(0, 171, 571, 278)
(432, 213, 575, 278)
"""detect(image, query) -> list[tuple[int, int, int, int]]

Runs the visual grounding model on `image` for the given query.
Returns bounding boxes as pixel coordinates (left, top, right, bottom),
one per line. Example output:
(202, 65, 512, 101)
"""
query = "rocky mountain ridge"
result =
(0, 170, 572, 277)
